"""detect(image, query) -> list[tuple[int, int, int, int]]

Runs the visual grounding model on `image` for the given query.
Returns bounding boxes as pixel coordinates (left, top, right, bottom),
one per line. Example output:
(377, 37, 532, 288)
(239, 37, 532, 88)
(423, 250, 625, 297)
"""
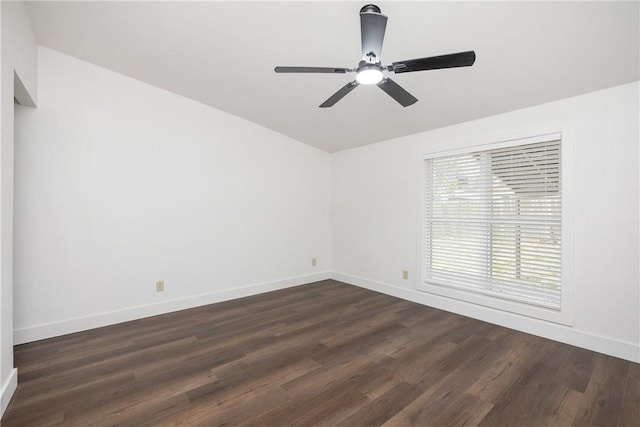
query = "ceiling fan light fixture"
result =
(356, 66, 383, 85)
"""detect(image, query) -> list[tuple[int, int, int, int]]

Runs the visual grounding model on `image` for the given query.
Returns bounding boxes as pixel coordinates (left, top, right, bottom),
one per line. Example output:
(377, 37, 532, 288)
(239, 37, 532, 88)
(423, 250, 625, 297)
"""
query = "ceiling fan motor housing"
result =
(357, 60, 382, 72)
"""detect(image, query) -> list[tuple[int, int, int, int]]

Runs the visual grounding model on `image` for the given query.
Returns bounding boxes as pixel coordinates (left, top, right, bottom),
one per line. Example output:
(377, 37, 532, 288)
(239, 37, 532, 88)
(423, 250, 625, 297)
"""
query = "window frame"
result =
(417, 128, 574, 325)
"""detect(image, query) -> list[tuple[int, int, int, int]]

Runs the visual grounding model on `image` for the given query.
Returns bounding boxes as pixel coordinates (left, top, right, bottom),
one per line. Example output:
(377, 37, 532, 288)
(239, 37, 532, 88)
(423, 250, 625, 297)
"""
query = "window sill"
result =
(417, 280, 573, 325)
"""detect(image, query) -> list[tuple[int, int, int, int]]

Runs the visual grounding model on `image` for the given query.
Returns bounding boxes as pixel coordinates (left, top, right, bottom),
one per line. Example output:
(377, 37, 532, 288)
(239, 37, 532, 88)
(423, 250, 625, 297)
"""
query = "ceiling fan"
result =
(274, 4, 476, 108)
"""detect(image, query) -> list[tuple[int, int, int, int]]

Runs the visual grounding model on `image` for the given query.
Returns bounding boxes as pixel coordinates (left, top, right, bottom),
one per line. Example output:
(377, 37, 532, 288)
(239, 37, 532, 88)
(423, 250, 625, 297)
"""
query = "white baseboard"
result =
(13, 270, 639, 363)
(1, 368, 18, 417)
(332, 271, 640, 363)
(14, 272, 331, 345)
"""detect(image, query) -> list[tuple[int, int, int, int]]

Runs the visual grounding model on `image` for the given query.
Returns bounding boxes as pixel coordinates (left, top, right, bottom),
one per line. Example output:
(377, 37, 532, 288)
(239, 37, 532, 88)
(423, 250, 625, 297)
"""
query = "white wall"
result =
(332, 82, 640, 362)
(13, 47, 331, 343)
(0, 1, 37, 415)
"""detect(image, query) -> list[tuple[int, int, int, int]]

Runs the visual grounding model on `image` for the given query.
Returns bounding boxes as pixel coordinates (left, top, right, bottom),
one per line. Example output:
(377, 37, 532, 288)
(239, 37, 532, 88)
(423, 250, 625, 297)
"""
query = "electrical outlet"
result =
(156, 280, 165, 292)
(402, 270, 409, 280)
(312, 258, 317, 267)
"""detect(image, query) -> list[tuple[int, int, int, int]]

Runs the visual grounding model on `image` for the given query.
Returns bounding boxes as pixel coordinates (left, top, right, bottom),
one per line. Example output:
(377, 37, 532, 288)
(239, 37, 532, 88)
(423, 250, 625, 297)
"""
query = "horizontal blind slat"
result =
(424, 138, 562, 310)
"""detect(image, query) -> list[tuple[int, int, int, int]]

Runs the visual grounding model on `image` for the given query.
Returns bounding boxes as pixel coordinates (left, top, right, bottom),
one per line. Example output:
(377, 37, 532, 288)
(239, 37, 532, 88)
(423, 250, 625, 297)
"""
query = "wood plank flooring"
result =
(2, 280, 638, 426)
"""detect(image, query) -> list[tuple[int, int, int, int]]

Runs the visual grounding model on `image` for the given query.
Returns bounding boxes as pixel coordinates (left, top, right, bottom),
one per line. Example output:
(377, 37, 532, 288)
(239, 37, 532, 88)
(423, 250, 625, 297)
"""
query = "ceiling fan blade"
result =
(275, 66, 352, 74)
(377, 78, 418, 107)
(389, 51, 476, 74)
(319, 81, 359, 108)
(360, 5, 388, 62)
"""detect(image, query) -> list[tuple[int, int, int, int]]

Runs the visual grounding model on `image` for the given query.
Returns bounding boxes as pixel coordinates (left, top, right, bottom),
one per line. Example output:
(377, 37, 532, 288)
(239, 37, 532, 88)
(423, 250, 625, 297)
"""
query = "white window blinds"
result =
(424, 136, 562, 310)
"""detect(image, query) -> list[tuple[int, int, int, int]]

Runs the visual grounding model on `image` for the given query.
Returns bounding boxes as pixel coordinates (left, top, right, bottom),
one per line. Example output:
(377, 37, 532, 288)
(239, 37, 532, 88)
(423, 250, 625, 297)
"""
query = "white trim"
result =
(559, 125, 575, 325)
(1, 368, 18, 417)
(332, 271, 639, 363)
(14, 272, 331, 345)
(416, 284, 568, 324)
(14, 269, 638, 363)
(422, 132, 563, 160)
(418, 126, 574, 325)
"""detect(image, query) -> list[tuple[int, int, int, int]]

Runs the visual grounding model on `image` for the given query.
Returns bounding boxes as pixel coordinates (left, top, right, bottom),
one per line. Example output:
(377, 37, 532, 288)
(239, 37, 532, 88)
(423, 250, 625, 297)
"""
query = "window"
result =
(421, 133, 570, 322)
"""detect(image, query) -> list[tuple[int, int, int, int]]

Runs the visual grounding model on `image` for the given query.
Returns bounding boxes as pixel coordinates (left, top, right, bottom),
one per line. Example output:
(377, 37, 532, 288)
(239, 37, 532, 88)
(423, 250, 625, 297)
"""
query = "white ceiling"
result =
(26, 1, 639, 152)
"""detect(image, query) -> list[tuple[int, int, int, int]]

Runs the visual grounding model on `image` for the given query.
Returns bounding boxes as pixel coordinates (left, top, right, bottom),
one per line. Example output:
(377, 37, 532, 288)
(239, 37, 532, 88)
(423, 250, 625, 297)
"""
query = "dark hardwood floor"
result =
(2, 280, 638, 426)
